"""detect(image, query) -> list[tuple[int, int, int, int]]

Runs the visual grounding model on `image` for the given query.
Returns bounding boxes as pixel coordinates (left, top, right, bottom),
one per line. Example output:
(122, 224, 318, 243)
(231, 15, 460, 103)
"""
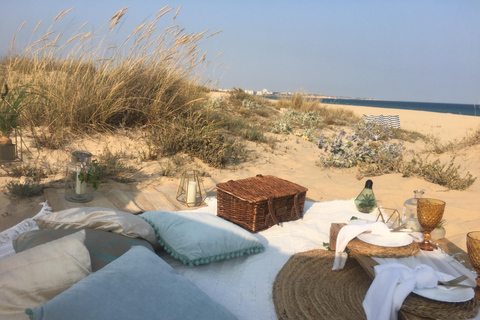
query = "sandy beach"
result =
(1, 102, 480, 252)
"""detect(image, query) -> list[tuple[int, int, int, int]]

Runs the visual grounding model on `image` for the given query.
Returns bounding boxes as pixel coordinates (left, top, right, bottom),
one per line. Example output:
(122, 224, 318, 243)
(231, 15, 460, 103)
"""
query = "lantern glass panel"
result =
(176, 170, 207, 207)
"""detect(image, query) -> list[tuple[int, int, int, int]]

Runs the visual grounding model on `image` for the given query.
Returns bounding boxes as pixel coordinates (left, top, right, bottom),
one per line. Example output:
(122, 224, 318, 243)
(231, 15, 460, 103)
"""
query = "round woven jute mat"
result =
(272, 249, 479, 320)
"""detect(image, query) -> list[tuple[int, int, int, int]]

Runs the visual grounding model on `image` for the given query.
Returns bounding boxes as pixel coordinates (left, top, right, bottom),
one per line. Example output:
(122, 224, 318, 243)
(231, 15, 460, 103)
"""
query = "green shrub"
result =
(402, 155, 476, 190)
(272, 108, 324, 137)
(317, 121, 405, 168)
(5, 162, 49, 182)
(241, 127, 265, 142)
(97, 149, 138, 183)
(391, 128, 427, 143)
(6, 179, 44, 198)
(205, 97, 224, 110)
(242, 99, 260, 110)
(148, 112, 244, 168)
(272, 119, 293, 135)
(275, 96, 359, 126)
(228, 88, 254, 107)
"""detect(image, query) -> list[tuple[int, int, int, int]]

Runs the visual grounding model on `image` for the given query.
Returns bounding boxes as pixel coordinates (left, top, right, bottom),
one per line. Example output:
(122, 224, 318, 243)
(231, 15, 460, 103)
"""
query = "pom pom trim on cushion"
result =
(142, 217, 264, 267)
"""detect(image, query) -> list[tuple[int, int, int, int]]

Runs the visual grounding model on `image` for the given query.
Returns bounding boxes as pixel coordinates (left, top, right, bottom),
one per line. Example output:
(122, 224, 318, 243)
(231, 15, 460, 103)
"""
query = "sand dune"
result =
(1, 104, 480, 252)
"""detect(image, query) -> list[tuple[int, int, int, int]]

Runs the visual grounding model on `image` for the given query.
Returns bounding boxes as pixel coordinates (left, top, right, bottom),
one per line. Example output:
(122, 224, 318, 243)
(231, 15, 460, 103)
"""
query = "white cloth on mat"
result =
(363, 263, 439, 320)
(332, 221, 390, 270)
(0, 202, 51, 260)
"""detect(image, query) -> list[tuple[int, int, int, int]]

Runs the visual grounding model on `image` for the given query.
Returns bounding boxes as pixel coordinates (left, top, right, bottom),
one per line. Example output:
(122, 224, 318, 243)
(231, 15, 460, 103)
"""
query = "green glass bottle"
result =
(355, 180, 377, 213)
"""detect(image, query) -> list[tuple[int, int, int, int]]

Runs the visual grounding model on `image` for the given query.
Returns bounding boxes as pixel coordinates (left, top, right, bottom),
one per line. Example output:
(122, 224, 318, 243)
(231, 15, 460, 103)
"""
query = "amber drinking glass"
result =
(416, 198, 445, 251)
(467, 231, 480, 299)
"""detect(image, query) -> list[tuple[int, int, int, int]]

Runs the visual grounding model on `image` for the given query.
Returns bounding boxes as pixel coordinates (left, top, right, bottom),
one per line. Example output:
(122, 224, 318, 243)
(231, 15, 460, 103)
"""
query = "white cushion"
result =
(0, 230, 91, 320)
(34, 207, 157, 244)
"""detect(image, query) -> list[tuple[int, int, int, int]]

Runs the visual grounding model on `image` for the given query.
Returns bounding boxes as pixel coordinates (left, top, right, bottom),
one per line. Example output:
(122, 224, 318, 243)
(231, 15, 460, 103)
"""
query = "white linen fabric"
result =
(373, 249, 478, 285)
(363, 263, 439, 320)
(0, 202, 51, 260)
(332, 221, 390, 270)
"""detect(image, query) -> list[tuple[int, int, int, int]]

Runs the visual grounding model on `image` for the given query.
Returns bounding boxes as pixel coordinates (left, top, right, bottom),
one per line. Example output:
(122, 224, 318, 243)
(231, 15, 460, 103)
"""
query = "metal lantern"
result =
(176, 170, 207, 207)
(65, 151, 94, 203)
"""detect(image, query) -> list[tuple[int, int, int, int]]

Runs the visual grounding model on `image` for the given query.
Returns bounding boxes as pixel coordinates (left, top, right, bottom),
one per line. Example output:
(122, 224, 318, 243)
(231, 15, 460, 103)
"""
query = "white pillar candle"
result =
(75, 170, 87, 195)
(187, 181, 197, 204)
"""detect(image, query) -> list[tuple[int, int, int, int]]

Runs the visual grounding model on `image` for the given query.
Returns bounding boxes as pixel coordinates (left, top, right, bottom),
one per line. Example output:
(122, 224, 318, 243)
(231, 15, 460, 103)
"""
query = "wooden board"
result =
(44, 183, 201, 214)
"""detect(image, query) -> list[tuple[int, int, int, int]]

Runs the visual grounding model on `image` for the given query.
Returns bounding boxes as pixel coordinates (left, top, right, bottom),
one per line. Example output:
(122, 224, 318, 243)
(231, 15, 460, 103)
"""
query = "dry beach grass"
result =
(1, 7, 480, 253)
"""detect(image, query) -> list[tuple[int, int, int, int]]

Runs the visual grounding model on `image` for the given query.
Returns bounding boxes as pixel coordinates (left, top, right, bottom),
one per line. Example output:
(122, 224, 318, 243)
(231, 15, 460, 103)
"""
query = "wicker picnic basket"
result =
(216, 175, 308, 232)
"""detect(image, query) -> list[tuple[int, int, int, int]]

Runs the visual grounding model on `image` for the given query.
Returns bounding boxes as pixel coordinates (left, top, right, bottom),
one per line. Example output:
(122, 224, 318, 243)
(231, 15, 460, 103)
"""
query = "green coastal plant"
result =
(4, 162, 47, 182)
(317, 121, 477, 190)
(272, 108, 324, 138)
(437, 220, 446, 228)
(317, 121, 404, 168)
(402, 155, 476, 190)
(6, 179, 44, 198)
(97, 149, 138, 183)
(242, 99, 260, 110)
(0, 84, 25, 143)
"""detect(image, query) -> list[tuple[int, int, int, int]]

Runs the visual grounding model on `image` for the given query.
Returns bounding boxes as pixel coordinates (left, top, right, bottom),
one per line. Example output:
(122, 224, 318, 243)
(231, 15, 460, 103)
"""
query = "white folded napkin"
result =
(332, 221, 390, 270)
(363, 263, 439, 320)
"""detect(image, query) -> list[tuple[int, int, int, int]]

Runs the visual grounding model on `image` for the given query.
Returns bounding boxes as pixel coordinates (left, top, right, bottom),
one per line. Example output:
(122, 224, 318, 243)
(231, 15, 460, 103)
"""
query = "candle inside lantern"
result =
(187, 181, 197, 204)
(76, 170, 87, 195)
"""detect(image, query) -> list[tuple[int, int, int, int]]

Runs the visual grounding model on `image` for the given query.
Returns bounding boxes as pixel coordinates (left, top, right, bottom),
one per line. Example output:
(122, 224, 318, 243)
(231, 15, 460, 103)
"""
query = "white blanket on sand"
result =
(0, 198, 369, 319)
(1, 198, 475, 320)
(157, 198, 373, 320)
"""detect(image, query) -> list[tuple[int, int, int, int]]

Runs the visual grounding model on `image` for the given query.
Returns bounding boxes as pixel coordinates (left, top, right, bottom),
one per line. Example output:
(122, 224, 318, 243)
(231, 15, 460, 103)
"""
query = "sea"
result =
(319, 98, 480, 117)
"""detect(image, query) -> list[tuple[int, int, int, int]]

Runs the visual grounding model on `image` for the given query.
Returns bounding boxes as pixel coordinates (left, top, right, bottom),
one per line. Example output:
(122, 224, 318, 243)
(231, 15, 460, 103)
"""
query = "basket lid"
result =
(216, 174, 308, 203)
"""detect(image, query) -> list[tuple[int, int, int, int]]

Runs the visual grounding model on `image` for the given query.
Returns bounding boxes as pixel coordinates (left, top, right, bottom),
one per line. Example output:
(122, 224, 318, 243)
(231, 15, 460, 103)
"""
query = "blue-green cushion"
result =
(27, 246, 237, 320)
(14, 229, 154, 271)
(140, 210, 264, 266)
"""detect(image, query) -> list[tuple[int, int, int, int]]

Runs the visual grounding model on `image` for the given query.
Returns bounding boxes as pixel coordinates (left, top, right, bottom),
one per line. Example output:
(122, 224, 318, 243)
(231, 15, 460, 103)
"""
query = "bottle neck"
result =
(414, 191, 424, 199)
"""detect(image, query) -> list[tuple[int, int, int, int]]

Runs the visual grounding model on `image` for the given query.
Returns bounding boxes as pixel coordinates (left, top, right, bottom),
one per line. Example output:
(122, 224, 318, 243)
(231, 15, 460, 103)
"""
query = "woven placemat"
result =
(330, 223, 419, 258)
(272, 249, 479, 320)
(348, 237, 420, 258)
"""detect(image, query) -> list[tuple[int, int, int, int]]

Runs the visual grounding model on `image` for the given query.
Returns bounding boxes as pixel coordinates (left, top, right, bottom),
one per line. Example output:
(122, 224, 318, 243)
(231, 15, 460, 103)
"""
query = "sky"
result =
(1, 0, 480, 104)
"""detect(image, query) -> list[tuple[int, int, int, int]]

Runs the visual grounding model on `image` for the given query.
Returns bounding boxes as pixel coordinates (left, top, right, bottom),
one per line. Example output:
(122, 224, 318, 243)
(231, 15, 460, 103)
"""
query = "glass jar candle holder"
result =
(65, 151, 94, 203)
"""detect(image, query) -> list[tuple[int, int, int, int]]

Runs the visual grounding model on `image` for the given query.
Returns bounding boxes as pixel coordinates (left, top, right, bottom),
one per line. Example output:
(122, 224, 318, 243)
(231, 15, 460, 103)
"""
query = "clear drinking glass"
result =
(403, 190, 424, 231)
